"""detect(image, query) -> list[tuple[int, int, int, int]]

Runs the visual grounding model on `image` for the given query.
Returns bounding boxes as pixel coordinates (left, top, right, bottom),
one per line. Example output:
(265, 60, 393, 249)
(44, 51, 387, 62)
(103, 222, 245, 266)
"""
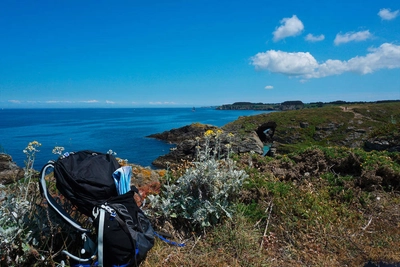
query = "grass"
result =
(1, 102, 400, 266)
(223, 102, 400, 154)
(141, 146, 400, 266)
(140, 141, 400, 266)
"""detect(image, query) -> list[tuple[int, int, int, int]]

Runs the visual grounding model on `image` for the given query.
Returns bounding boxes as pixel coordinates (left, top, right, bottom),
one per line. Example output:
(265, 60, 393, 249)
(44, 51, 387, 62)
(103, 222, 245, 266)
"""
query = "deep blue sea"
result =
(0, 108, 272, 169)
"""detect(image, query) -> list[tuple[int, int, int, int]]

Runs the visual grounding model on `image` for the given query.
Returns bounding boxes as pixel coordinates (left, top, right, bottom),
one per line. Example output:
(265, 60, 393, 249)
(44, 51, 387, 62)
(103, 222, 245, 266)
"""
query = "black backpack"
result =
(39, 150, 155, 267)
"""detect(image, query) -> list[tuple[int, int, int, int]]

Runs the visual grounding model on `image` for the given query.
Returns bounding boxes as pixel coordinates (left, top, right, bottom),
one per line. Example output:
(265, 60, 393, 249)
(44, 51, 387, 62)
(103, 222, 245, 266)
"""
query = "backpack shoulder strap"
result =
(39, 162, 89, 233)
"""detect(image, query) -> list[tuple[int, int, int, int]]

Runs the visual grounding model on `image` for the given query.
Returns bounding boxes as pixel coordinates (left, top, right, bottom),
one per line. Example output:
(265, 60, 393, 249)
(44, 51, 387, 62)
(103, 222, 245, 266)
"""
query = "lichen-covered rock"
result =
(0, 153, 25, 184)
(235, 132, 264, 154)
(149, 121, 277, 168)
(147, 123, 219, 144)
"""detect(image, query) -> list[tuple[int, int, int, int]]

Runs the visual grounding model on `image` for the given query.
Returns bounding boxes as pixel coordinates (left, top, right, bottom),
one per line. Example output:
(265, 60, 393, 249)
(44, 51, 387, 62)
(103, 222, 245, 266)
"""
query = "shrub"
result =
(148, 130, 248, 230)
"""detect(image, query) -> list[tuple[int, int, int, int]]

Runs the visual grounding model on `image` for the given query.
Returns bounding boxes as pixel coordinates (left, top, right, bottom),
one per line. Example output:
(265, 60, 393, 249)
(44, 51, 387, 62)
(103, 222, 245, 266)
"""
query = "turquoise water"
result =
(0, 108, 272, 169)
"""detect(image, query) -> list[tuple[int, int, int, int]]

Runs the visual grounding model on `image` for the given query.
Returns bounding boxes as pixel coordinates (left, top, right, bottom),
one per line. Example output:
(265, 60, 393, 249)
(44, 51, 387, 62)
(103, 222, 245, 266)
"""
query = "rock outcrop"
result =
(149, 122, 277, 168)
(0, 153, 25, 185)
(364, 137, 400, 152)
(148, 104, 399, 169)
(147, 123, 220, 144)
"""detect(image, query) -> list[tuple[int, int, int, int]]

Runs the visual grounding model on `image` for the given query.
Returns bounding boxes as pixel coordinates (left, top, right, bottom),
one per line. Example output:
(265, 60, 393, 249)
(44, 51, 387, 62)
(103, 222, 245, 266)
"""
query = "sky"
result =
(0, 0, 399, 108)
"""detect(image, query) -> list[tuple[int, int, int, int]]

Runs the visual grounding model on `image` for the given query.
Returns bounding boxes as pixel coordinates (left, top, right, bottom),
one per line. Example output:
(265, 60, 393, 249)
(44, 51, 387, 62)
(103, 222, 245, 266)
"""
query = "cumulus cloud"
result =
(273, 15, 304, 42)
(334, 30, 372, 45)
(345, 43, 400, 74)
(305, 33, 325, 42)
(265, 85, 274, 89)
(250, 43, 400, 79)
(378, 8, 399, 20)
(8, 100, 21, 104)
(251, 50, 318, 76)
(106, 100, 115, 104)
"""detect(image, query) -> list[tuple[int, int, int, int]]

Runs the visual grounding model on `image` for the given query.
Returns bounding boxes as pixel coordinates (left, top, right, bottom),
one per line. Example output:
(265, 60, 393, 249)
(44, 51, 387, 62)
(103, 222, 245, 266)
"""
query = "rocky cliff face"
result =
(0, 153, 25, 185)
(148, 122, 277, 168)
(148, 104, 400, 168)
(147, 123, 220, 144)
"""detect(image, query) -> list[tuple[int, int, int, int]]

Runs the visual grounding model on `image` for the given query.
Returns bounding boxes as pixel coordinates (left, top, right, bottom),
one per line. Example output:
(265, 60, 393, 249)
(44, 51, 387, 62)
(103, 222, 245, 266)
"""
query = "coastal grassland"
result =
(144, 146, 400, 267)
(351, 102, 400, 123)
(1, 102, 400, 266)
(143, 102, 400, 266)
(223, 102, 400, 154)
(3, 144, 398, 266)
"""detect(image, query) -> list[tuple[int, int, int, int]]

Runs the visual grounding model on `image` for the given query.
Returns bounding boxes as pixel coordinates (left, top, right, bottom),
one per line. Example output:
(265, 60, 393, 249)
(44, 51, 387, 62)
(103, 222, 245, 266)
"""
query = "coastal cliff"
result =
(148, 102, 400, 168)
(143, 101, 400, 266)
(1, 101, 399, 266)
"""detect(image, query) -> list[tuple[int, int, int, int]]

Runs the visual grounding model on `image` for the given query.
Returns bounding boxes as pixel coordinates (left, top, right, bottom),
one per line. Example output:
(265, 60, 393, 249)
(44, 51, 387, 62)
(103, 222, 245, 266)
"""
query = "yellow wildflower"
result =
(204, 130, 215, 137)
(215, 129, 223, 137)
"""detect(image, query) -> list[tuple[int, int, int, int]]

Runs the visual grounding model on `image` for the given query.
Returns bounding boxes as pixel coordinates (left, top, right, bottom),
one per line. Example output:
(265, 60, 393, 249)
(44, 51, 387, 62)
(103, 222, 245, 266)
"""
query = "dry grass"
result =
(141, 147, 400, 267)
(141, 186, 400, 267)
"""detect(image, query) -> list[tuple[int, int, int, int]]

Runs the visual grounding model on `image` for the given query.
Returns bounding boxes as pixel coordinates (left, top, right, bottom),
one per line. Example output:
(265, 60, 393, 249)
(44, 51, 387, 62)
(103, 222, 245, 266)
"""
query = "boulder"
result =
(0, 153, 25, 185)
(235, 132, 264, 154)
(300, 122, 309, 128)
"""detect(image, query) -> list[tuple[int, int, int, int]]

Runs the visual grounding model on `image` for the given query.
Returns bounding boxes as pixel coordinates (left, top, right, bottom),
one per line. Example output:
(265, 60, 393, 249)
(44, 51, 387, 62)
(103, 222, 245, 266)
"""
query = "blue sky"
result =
(0, 0, 399, 108)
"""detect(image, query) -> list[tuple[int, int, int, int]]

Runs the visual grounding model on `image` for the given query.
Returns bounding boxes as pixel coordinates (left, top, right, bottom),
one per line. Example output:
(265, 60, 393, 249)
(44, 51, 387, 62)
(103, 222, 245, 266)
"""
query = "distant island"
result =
(216, 100, 400, 111)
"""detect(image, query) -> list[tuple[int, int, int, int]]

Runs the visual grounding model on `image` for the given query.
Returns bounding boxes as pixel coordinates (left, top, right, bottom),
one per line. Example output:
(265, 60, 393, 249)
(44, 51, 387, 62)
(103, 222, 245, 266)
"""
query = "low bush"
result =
(148, 130, 248, 230)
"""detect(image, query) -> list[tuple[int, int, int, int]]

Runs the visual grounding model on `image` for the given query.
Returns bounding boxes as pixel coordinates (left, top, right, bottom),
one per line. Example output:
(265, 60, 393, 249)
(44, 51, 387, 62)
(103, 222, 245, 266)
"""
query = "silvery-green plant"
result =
(148, 130, 248, 229)
(0, 141, 44, 265)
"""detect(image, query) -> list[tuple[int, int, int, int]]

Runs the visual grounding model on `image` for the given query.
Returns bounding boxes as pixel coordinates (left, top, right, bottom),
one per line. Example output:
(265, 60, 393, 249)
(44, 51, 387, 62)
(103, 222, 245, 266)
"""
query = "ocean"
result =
(0, 108, 272, 169)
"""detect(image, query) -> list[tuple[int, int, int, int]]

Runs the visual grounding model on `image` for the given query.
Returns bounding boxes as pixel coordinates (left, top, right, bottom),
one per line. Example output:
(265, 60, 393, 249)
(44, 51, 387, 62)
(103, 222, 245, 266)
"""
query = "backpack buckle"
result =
(92, 207, 99, 219)
(101, 204, 116, 218)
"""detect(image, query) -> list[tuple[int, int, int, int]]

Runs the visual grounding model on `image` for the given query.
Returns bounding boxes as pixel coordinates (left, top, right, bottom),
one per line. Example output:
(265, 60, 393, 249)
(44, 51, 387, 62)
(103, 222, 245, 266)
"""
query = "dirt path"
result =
(340, 106, 379, 122)
(340, 106, 364, 119)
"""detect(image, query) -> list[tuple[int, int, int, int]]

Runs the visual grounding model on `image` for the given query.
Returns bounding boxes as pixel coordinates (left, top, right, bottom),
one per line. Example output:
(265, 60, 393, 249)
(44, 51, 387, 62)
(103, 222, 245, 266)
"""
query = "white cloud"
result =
(273, 15, 304, 42)
(251, 43, 400, 79)
(251, 50, 318, 76)
(149, 101, 177, 105)
(106, 100, 115, 104)
(265, 85, 274, 89)
(334, 30, 372, 45)
(346, 43, 400, 74)
(8, 100, 21, 104)
(378, 8, 399, 20)
(305, 33, 325, 42)
(81, 100, 98, 103)
(45, 100, 74, 104)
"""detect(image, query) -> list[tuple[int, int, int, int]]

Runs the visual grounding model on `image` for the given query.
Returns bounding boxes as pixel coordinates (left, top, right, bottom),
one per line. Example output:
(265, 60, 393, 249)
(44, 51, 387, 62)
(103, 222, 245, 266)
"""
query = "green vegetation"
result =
(217, 100, 400, 111)
(148, 130, 248, 230)
(1, 102, 400, 266)
(217, 102, 281, 110)
(143, 145, 400, 267)
(224, 102, 400, 154)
